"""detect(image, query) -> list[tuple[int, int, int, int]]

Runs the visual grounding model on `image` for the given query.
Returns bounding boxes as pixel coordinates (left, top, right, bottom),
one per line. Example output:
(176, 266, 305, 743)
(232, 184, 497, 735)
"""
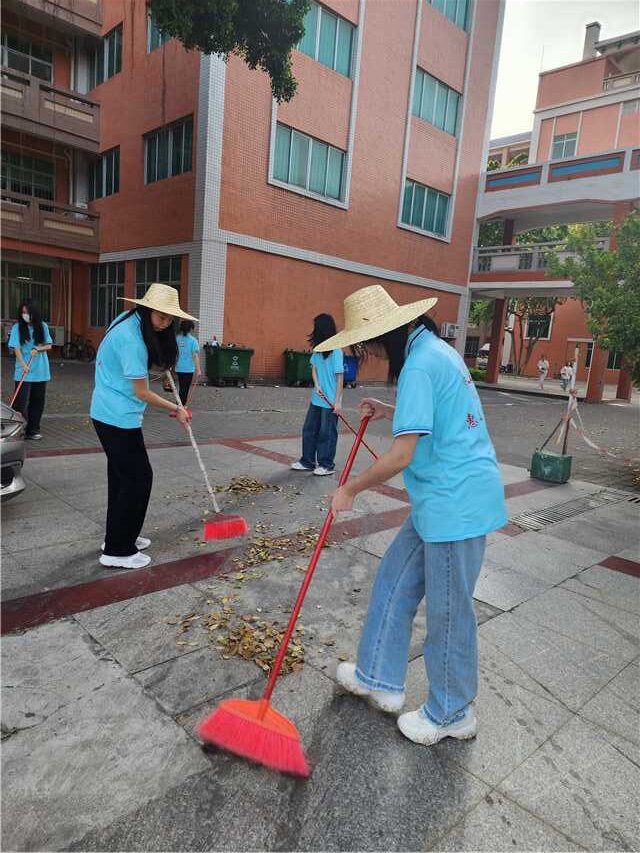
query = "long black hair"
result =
(356, 314, 440, 383)
(18, 300, 45, 346)
(106, 307, 178, 370)
(308, 313, 337, 360)
(178, 320, 195, 336)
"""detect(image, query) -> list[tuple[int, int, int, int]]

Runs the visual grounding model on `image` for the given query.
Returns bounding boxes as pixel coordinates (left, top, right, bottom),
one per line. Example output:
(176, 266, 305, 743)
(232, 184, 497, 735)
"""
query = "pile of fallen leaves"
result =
(230, 525, 325, 572)
(214, 476, 282, 495)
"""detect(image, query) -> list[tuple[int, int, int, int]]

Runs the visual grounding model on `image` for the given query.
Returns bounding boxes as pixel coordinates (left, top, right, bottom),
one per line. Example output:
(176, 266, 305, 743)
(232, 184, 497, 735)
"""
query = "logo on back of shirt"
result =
(466, 413, 478, 428)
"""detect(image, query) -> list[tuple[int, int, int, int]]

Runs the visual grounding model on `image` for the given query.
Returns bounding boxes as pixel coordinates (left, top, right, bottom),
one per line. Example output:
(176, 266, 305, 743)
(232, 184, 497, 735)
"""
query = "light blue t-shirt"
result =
(8, 322, 53, 382)
(90, 312, 149, 429)
(392, 326, 507, 543)
(311, 349, 344, 408)
(176, 333, 200, 373)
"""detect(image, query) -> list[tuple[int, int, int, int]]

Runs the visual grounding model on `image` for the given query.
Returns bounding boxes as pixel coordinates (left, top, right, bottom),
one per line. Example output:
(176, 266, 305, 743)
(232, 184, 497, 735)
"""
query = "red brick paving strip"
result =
(599, 556, 640, 578)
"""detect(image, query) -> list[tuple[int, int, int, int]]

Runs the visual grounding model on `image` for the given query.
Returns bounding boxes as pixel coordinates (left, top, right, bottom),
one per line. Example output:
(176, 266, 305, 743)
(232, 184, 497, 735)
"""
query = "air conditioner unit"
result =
(441, 322, 460, 339)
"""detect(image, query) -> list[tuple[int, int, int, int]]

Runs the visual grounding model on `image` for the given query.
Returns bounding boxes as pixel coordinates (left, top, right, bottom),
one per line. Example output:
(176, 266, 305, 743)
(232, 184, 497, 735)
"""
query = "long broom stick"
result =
(316, 387, 378, 460)
(9, 354, 35, 408)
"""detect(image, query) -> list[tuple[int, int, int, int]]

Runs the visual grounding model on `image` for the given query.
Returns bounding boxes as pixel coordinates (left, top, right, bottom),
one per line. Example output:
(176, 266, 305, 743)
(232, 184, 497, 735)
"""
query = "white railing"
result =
(603, 71, 640, 91)
(473, 238, 610, 273)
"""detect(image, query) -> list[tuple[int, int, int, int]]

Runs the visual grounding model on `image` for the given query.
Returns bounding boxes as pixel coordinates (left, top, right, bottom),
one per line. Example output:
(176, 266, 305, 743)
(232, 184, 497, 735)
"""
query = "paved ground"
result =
(2, 360, 639, 851)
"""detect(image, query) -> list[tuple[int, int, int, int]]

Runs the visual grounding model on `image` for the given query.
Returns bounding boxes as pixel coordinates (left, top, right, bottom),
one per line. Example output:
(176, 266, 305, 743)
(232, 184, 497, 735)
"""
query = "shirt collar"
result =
(405, 324, 430, 358)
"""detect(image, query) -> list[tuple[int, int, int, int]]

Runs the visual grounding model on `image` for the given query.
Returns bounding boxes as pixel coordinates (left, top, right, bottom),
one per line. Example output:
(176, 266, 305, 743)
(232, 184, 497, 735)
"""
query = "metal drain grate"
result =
(510, 488, 636, 532)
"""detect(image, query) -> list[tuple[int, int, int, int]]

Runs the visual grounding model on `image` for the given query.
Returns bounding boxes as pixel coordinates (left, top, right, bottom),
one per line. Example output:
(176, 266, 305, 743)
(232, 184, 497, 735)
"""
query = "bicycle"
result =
(61, 334, 96, 362)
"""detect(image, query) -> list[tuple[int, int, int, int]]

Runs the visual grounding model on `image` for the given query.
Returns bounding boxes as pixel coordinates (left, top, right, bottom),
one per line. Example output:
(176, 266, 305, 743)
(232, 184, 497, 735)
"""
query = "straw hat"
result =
(314, 285, 437, 352)
(122, 282, 198, 321)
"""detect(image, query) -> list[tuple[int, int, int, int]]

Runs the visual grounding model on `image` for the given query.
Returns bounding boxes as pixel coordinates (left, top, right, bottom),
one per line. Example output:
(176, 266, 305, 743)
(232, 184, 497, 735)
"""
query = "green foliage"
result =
(469, 367, 487, 382)
(548, 213, 640, 385)
(469, 299, 494, 327)
(149, 0, 310, 101)
(478, 219, 505, 247)
(507, 295, 565, 376)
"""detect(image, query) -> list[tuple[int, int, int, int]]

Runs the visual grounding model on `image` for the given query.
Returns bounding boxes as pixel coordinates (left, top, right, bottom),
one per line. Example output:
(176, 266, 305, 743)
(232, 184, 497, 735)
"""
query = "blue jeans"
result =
(300, 403, 338, 470)
(355, 515, 486, 726)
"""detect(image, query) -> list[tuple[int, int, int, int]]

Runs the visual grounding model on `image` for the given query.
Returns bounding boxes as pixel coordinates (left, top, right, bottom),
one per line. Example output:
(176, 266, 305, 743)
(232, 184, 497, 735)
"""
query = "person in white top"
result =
(559, 361, 573, 392)
(537, 355, 550, 390)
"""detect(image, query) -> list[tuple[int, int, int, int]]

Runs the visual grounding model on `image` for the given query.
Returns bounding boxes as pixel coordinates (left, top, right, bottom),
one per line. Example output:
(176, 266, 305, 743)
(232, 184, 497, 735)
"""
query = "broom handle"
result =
(317, 388, 378, 460)
(9, 354, 35, 408)
(261, 415, 371, 705)
(164, 370, 222, 515)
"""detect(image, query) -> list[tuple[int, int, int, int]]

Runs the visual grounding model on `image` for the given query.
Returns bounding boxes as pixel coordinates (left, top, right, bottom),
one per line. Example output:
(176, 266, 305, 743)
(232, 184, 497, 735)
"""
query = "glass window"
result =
(144, 117, 193, 184)
(423, 188, 438, 232)
(411, 184, 426, 228)
(1, 150, 54, 199)
(525, 315, 552, 338)
(147, 10, 172, 52)
(89, 24, 123, 88)
(401, 179, 450, 237)
(444, 90, 459, 135)
(2, 33, 53, 81)
(88, 147, 120, 200)
(274, 124, 291, 181)
(135, 255, 182, 298)
(326, 146, 343, 199)
(427, 0, 470, 30)
(401, 182, 413, 222)
(90, 262, 124, 327)
(551, 132, 577, 160)
(412, 68, 460, 136)
(607, 351, 622, 370)
(2, 262, 52, 321)
(434, 192, 449, 235)
(289, 131, 310, 188)
(297, 1, 354, 78)
(272, 123, 344, 201)
(464, 336, 480, 358)
(309, 140, 328, 194)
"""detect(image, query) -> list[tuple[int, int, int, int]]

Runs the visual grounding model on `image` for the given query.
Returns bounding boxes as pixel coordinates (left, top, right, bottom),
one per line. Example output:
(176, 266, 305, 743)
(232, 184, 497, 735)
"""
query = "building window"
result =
(2, 262, 52, 321)
(135, 256, 182, 298)
(273, 123, 345, 201)
(412, 68, 460, 136)
(426, 0, 470, 31)
(88, 147, 120, 200)
(525, 315, 552, 339)
(551, 132, 577, 160)
(401, 179, 450, 237)
(607, 351, 622, 370)
(622, 99, 640, 114)
(585, 342, 593, 369)
(147, 10, 171, 52)
(89, 24, 123, 88)
(90, 262, 124, 327)
(144, 117, 193, 184)
(1, 150, 54, 199)
(298, 1, 354, 78)
(1, 33, 53, 81)
(464, 336, 479, 358)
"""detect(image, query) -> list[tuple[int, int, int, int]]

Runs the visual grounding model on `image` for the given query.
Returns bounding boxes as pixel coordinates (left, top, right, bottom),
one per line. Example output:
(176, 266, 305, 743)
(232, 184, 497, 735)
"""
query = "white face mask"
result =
(21, 312, 30, 323)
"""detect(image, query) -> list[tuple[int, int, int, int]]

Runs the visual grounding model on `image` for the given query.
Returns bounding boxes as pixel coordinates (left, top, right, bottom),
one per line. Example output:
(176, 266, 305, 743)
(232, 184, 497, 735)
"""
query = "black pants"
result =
(13, 381, 47, 435)
(176, 371, 194, 406)
(93, 420, 153, 557)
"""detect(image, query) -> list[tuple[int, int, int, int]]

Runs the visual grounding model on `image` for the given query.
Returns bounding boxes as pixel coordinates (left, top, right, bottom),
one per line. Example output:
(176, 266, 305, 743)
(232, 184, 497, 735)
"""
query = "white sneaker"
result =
(101, 536, 151, 552)
(290, 461, 313, 471)
(313, 466, 334, 476)
(99, 552, 151, 570)
(336, 662, 405, 714)
(397, 706, 477, 745)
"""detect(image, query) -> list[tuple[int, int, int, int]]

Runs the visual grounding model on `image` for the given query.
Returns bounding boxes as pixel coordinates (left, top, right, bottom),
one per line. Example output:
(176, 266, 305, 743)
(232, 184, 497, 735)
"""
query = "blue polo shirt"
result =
(392, 326, 507, 543)
(8, 322, 53, 382)
(90, 312, 149, 429)
(176, 333, 200, 373)
(311, 349, 344, 408)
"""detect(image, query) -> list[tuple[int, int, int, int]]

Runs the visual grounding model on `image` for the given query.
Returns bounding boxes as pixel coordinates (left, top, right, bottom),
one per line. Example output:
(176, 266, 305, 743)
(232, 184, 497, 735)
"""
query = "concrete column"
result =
(123, 260, 135, 300)
(615, 357, 633, 401)
(486, 298, 507, 384)
(585, 344, 608, 402)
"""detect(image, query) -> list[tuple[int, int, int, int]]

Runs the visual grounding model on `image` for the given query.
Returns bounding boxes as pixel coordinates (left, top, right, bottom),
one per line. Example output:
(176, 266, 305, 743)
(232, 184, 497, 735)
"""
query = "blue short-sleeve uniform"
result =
(311, 349, 344, 408)
(176, 333, 200, 373)
(8, 322, 53, 382)
(90, 312, 149, 429)
(392, 326, 507, 543)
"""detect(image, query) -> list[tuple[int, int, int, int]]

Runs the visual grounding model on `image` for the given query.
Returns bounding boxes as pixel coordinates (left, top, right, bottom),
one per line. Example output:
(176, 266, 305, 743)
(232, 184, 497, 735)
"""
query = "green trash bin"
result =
(205, 345, 254, 387)
(530, 449, 572, 484)
(283, 350, 312, 386)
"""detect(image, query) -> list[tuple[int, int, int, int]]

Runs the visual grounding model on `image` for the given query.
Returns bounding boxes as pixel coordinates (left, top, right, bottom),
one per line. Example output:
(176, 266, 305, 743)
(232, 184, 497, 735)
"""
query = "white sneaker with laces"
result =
(313, 466, 334, 476)
(99, 552, 151, 570)
(336, 662, 405, 714)
(101, 536, 151, 552)
(290, 461, 313, 471)
(397, 706, 477, 745)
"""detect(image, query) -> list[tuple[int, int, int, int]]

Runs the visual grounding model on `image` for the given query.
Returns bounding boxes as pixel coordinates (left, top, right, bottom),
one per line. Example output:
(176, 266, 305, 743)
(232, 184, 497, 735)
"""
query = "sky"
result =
(491, 0, 640, 139)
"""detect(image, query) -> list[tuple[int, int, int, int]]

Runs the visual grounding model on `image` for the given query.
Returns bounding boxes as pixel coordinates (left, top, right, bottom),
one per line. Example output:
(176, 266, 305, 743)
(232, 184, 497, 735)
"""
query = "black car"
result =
(1, 402, 26, 502)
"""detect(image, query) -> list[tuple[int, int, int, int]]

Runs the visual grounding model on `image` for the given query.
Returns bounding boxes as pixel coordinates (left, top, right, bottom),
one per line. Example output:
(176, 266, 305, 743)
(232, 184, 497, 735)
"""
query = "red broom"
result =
(198, 415, 372, 776)
(9, 354, 35, 408)
(316, 387, 378, 460)
(165, 371, 248, 541)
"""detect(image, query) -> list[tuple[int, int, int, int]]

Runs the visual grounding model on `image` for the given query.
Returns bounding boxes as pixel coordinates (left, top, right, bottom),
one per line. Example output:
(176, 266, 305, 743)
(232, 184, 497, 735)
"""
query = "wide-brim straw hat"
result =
(122, 282, 198, 321)
(314, 285, 437, 352)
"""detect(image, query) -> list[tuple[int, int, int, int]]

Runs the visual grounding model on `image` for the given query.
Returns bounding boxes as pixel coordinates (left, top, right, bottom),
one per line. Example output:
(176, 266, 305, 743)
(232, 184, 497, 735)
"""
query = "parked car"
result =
(1, 403, 26, 502)
(476, 343, 490, 369)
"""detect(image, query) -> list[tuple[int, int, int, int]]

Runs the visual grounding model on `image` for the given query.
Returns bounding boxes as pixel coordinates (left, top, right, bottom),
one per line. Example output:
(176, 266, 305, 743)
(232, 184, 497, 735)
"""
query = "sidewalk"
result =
(2, 430, 639, 851)
(478, 373, 640, 405)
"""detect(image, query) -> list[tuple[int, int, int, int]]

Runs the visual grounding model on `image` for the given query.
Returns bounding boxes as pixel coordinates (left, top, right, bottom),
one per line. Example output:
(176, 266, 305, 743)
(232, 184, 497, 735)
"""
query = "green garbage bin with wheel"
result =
(205, 345, 254, 387)
(284, 350, 313, 386)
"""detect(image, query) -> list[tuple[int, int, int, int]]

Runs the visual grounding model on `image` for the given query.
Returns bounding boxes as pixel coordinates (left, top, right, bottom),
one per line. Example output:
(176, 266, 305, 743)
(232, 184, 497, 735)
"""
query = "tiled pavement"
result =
(1, 429, 639, 851)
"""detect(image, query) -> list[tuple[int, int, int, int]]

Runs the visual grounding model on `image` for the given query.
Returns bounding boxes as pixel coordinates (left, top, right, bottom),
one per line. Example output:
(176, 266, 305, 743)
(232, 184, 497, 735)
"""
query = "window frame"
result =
(399, 179, 451, 239)
(89, 23, 123, 89)
(607, 351, 622, 370)
(135, 256, 182, 298)
(271, 122, 347, 205)
(412, 67, 461, 136)
(464, 335, 480, 358)
(89, 262, 125, 328)
(297, 1, 355, 78)
(1, 149, 55, 200)
(524, 314, 554, 341)
(426, 0, 470, 31)
(144, 117, 193, 185)
(2, 262, 52, 322)
(551, 132, 577, 160)
(88, 146, 120, 200)
(147, 10, 172, 52)
(1, 32, 54, 82)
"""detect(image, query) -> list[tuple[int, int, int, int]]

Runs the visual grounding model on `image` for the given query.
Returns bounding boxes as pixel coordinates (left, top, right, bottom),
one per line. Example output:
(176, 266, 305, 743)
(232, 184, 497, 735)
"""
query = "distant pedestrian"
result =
(174, 320, 201, 409)
(8, 300, 53, 440)
(291, 313, 344, 476)
(560, 361, 572, 392)
(537, 354, 549, 390)
(210, 334, 219, 348)
(91, 283, 196, 570)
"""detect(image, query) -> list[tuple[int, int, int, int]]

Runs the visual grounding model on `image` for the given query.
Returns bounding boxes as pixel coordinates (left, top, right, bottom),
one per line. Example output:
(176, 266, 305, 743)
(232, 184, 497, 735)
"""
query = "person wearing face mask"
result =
(8, 300, 53, 440)
(90, 283, 196, 570)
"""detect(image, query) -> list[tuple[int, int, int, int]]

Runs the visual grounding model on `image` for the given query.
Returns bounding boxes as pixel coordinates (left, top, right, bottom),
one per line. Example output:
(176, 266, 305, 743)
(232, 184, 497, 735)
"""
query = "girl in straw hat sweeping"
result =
(317, 285, 507, 746)
(91, 283, 197, 570)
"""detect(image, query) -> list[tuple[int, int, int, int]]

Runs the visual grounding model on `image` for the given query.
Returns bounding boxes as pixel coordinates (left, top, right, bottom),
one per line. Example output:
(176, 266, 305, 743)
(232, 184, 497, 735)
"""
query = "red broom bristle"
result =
(204, 515, 249, 541)
(198, 704, 310, 777)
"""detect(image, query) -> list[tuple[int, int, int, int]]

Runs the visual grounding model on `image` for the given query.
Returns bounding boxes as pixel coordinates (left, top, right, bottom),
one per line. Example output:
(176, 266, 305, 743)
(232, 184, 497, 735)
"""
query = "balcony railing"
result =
(472, 238, 610, 274)
(11, 0, 102, 36)
(1, 68, 100, 153)
(603, 71, 640, 91)
(1, 191, 99, 254)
